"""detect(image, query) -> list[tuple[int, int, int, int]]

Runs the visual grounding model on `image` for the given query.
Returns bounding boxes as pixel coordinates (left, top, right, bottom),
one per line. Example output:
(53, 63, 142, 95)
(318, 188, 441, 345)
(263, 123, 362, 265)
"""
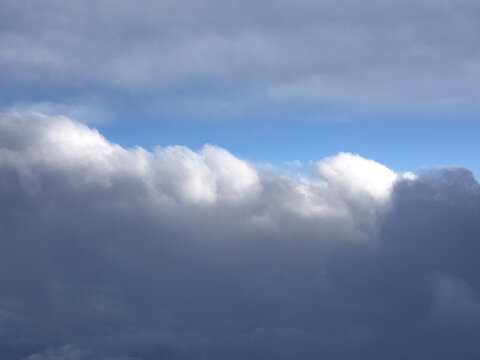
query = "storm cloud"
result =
(0, 113, 479, 359)
(2, 0, 480, 117)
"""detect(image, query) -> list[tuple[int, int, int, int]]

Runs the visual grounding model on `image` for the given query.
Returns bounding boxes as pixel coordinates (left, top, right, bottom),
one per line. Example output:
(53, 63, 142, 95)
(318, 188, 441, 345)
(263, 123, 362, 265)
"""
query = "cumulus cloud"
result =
(1, 0, 480, 116)
(0, 113, 480, 359)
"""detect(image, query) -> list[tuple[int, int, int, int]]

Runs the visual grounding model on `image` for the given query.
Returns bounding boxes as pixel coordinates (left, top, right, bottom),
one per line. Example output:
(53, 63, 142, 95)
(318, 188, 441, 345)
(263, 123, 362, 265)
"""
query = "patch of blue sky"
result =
(98, 113, 480, 178)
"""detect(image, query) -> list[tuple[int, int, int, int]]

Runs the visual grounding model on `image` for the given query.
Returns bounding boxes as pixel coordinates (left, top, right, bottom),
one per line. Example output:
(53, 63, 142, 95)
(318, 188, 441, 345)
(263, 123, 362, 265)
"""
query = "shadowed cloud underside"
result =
(0, 114, 479, 359)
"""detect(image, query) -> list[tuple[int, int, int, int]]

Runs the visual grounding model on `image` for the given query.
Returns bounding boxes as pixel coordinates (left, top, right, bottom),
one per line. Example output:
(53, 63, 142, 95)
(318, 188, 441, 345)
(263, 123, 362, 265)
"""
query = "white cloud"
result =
(316, 152, 397, 201)
(0, 112, 393, 216)
(0, 112, 479, 359)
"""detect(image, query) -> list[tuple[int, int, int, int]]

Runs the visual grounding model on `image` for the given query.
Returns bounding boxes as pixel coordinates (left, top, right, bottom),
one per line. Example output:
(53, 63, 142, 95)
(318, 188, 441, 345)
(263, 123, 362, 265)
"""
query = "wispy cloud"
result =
(1, 0, 480, 116)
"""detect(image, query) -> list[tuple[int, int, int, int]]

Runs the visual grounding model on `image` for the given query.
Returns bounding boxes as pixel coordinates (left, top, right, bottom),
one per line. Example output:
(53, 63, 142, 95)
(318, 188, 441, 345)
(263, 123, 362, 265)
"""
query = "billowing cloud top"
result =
(0, 113, 479, 359)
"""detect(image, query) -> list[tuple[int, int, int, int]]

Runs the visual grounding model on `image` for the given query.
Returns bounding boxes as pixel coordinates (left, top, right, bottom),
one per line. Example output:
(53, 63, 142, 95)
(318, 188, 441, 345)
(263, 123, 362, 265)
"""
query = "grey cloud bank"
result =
(1, 0, 480, 116)
(0, 113, 480, 359)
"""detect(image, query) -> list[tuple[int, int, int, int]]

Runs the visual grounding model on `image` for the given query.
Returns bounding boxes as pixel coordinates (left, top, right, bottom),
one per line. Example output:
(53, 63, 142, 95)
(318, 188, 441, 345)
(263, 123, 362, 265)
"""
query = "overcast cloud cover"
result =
(2, 0, 480, 117)
(0, 113, 479, 359)
(1, 1, 480, 359)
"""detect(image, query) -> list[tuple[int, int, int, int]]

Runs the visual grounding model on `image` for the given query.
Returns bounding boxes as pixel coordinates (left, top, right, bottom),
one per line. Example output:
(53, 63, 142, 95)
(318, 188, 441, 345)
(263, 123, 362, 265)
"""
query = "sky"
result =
(1, 1, 480, 359)
(1, 0, 480, 174)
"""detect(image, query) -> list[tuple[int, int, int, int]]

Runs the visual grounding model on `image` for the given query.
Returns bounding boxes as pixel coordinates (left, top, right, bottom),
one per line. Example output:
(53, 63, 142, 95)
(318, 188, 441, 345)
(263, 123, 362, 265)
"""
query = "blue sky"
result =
(98, 115, 480, 176)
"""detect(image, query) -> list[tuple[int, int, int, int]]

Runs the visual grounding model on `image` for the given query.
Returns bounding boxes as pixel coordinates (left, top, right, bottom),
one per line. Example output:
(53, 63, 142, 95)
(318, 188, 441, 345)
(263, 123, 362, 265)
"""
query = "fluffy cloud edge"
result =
(0, 111, 407, 210)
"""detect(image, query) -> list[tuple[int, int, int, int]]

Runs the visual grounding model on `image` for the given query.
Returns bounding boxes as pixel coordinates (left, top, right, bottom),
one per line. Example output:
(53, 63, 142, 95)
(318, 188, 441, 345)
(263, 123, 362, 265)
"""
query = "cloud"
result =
(5, 102, 109, 124)
(1, 0, 480, 116)
(0, 113, 480, 358)
(316, 152, 398, 201)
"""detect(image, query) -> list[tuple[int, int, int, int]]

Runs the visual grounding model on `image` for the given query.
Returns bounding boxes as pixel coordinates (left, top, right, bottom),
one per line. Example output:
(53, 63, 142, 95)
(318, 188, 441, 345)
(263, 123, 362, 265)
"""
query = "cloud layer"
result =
(2, 0, 480, 116)
(0, 113, 479, 359)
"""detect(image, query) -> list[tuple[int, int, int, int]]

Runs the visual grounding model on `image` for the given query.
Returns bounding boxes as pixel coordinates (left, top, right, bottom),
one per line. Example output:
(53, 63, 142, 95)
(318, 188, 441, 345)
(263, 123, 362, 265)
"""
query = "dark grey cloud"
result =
(0, 113, 479, 358)
(1, 0, 480, 117)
